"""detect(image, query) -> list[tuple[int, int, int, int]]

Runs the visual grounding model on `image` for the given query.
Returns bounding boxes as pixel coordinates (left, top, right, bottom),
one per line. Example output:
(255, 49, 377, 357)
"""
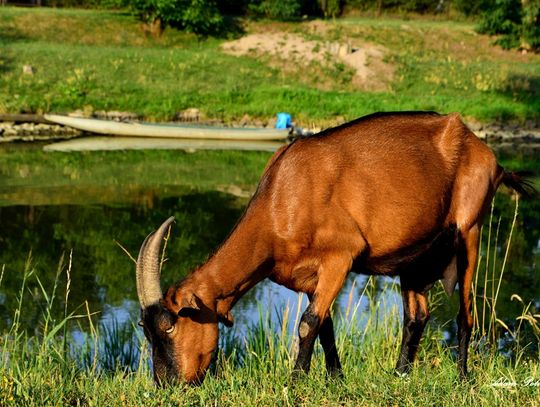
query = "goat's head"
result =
(135, 217, 231, 385)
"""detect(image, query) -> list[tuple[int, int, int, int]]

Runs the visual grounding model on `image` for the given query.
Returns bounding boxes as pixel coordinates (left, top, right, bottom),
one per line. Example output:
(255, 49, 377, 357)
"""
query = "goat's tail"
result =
(501, 170, 537, 198)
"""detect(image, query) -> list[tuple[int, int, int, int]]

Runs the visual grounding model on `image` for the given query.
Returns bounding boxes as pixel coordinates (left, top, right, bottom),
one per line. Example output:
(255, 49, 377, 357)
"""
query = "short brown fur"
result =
(136, 111, 532, 384)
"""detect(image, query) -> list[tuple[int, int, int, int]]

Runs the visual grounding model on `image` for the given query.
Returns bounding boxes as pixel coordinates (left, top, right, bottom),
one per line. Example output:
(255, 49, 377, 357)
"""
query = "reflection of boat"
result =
(44, 136, 286, 152)
(44, 114, 290, 141)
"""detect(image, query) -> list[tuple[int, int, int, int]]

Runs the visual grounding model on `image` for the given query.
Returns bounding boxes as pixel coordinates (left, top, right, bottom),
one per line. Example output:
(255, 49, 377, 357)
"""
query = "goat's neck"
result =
(190, 207, 272, 314)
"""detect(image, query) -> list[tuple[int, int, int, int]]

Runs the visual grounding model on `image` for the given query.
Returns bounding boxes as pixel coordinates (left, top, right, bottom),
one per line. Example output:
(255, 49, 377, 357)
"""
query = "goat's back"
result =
(253, 112, 498, 261)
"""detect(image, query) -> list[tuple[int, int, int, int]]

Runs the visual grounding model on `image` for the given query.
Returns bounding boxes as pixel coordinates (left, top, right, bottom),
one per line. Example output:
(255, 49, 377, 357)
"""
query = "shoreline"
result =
(1, 112, 540, 152)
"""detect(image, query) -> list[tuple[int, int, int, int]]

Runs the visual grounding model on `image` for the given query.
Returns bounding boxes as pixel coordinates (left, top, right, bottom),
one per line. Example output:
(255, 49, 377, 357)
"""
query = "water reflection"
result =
(0, 147, 538, 354)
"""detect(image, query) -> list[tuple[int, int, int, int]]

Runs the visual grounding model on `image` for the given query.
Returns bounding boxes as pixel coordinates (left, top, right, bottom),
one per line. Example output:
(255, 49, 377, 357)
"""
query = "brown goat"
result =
(135, 111, 533, 385)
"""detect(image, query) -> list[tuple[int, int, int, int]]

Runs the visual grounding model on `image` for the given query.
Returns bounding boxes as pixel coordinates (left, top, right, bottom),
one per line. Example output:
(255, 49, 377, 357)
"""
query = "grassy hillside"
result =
(1, 7, 539, 125)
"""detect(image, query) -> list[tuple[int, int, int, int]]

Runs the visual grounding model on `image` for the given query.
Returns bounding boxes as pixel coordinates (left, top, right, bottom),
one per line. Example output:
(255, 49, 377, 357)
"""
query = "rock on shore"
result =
(0, 122, 81, 142)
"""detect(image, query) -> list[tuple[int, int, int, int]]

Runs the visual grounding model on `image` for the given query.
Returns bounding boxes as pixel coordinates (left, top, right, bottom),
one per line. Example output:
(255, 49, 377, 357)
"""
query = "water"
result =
(0, 143, 538, 352)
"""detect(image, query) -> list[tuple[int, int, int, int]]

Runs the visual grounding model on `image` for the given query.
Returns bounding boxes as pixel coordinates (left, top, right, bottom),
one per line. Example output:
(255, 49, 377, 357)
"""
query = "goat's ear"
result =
(177, 292, 201, 317)
(218, 310, 234, 327)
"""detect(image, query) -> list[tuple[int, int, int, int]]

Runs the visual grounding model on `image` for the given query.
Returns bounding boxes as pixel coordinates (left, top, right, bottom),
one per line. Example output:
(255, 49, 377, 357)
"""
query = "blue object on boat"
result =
(276, 113, 292, 129)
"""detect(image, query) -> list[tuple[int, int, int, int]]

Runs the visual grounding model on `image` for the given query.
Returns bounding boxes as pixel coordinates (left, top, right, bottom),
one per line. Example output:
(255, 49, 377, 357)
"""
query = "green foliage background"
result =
(477, 0, 540, 51)
(26, 0, 539, 50)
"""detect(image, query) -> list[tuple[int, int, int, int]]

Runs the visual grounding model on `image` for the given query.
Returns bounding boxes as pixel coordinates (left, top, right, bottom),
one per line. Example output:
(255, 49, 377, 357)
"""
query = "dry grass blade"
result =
(115, 240, 137, 264)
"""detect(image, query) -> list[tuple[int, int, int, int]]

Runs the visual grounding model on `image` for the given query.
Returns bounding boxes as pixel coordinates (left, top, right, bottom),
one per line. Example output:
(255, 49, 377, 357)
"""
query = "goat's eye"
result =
(165, 325, 175, 334)
(138, 320, 144, 327)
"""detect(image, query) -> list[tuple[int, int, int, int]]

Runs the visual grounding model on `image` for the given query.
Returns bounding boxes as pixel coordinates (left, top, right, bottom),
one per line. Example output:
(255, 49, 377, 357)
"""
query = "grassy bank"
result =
(1, 268, 539, 406)
(1, 7, 539, 124)
(1, 200, 539, 406)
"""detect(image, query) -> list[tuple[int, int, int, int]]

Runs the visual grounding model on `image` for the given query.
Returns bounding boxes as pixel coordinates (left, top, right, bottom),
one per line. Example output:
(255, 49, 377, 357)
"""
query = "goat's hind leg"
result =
(319, 314, 343, 377)
(395, 283, 430, 375)
(457, 225, 480, 379)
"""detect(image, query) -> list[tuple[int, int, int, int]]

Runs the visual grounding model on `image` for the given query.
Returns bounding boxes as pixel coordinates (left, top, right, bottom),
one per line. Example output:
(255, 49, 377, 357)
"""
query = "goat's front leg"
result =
(304, 294, 342, 377)
(293, 302, 320, 377)
(292, 253, 352, 379)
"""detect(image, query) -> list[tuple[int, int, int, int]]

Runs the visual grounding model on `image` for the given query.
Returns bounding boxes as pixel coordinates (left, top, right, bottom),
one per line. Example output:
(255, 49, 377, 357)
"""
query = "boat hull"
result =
(44, 115, 290, 141)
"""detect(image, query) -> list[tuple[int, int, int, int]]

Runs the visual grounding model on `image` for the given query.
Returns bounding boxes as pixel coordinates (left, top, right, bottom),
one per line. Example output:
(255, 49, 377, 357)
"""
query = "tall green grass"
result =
(1, 199, 538, 405)
(473, 196, 540, 356)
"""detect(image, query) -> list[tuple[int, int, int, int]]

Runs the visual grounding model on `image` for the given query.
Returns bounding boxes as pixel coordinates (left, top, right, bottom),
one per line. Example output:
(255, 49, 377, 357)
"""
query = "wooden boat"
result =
(43, 136, 286, 152)
(44, 114, 290, 141)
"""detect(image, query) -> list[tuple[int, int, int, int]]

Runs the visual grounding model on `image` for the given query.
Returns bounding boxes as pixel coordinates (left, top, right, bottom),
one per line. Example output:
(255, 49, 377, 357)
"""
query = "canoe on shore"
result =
(44, 114, 290, 141)
(43, 136, 287, 152)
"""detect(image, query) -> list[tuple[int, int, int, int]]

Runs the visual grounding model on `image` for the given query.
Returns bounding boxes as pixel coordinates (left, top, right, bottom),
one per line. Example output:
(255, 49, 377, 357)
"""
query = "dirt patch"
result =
(221, 32, 394, 91)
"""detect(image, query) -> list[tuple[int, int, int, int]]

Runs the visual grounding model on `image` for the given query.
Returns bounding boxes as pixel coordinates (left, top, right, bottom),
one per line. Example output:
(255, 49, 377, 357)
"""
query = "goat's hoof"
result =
(291, 369, 308, 383)
(327, 369, 345, 381)
(394, 369, 410, 379)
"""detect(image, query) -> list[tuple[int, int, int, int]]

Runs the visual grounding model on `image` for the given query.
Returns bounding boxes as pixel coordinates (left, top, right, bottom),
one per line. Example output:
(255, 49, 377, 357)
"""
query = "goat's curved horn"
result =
(136, 216, 175, 309)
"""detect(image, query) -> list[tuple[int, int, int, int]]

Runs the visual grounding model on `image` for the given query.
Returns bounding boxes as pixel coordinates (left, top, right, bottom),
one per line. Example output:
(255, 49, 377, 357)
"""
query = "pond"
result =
(0, 142, 538, 359)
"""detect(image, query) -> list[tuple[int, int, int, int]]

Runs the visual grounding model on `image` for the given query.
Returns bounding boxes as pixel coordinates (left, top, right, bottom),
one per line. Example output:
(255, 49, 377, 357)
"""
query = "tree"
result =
(248, 0, 303, 20)
(477, 0, 539, 52)
(130, 0, 224, 36)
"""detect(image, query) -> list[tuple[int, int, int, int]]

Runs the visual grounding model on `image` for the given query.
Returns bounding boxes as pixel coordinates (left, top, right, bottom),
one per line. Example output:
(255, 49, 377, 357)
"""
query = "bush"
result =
(248, 0, 303, 20)
(320, 0, 343, 18)
(130, 0, 224, 36)
(477, 0, 539, 52)
(452, 0, 491, 16)
(521, 0, 540, 50)
(477, 0, 521, 35)
(337, 0, 444, 14)
(43, 0, 129, 7)
(399, 0, 438, 13)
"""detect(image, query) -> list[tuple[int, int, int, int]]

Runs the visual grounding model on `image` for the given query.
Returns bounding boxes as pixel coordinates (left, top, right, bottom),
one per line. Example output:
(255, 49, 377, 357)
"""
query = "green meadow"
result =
(1, 7, 539, 124)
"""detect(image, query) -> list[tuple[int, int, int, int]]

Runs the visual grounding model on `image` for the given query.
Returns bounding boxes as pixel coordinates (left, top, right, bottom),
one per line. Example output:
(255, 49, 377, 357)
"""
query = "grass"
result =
(1, 7, 539, 124)
(1, 198, 538, 406)
(0, 144, 272, 206)
(1, 278, 539, 406)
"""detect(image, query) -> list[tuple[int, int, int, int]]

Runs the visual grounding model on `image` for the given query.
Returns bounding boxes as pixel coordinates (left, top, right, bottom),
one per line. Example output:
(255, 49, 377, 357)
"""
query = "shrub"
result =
(42, 0, 129, 7)
(452, 0, 491, 16)
(248, 0, 303, 20)
(477, 0, 539, 52)
(477, 0, 522, 36)
(521, 0, 540, 51)
(320, 0, 343, 18)
(130, 0, 223, 36)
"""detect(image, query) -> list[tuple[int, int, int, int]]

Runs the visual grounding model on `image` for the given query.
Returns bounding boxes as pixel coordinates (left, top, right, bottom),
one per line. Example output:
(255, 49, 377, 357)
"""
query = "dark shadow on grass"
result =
(0, 53, 13, 75)
(168, 14, 245, 39)
(220, 15, 246, 39)
(495, 73, 540, 120)
(0, 25, 27, 75)
(0, 23, 27, 43)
